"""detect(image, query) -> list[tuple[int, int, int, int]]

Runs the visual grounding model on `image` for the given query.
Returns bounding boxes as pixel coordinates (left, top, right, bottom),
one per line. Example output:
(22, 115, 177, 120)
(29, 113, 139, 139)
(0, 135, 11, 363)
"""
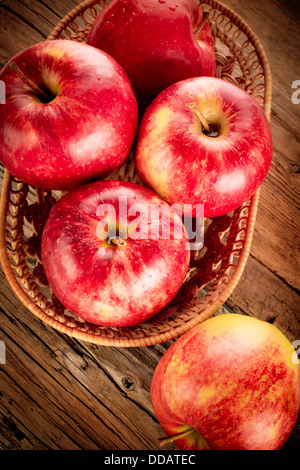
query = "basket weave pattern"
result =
(0, 0, 272, 346)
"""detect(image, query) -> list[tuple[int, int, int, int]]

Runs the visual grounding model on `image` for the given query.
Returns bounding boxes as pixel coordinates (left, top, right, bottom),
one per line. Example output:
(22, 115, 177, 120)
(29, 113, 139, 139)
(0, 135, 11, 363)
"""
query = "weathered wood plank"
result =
(0, 0, 81, 69)
(0, 271, 174, 450)
(228, 255, 300, 342)
(224, 0, 300, 290)
(251, 116, 300, 291)
(0, 8, 44, 69)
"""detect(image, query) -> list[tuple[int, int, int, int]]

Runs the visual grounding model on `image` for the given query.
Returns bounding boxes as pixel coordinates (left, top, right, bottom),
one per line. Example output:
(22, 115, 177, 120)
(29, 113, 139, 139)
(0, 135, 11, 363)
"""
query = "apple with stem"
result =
(87, 0, 216, 113)
(135, 76, 273, 218)
(150, 314, 300, 450)
(0, 39, 138, 189)
(41, 180, 191, 328)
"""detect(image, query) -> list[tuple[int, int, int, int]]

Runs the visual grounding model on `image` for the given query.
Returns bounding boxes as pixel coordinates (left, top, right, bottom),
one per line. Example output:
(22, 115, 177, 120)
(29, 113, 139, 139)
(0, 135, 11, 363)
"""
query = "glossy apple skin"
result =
(41, 180, 190, 327)
(86, 0, 216, 112)
(135, 76, 273, 218)
(150, 314, 300, 450)
(0, 40, 138, 189)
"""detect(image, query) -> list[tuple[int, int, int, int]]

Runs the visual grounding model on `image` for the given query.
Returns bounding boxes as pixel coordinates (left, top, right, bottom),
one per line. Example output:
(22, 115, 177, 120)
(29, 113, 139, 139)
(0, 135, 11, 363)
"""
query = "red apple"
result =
(135, 76, 273, 218)
(150, 313, 300, 450)
(86, 0, 216, 112)
(0, 39, 138, 190)
(41, 180, 191, 327)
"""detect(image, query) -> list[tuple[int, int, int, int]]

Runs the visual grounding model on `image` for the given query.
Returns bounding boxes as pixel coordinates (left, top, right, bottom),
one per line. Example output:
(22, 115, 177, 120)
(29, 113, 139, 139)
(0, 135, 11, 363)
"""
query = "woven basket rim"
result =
(0, 0, 272, 347)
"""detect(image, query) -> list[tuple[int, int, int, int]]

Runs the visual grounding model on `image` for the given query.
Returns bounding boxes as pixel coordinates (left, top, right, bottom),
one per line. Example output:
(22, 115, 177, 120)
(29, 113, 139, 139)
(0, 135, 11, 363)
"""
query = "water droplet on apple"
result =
(169, 6, 176, 11)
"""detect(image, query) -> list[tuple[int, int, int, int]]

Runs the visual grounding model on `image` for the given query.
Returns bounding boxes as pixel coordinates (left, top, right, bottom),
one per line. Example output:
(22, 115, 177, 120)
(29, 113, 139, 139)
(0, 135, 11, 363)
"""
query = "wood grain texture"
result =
(0, 0, 299, 450)
(0, 271, 175, 450)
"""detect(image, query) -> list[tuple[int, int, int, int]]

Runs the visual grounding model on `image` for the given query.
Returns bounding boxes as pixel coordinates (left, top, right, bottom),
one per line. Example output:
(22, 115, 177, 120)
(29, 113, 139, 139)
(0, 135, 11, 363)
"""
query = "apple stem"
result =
(194, 11, 210, 37)
(110, 237, 127, 247)
(157, 428, 195, 448)
(9, 61, 50, 101)
(188, 102, 211, 134)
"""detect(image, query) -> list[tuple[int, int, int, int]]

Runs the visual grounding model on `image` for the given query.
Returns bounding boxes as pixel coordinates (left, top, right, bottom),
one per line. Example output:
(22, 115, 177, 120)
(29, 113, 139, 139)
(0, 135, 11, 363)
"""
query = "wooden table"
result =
(0, 0, 299, 451)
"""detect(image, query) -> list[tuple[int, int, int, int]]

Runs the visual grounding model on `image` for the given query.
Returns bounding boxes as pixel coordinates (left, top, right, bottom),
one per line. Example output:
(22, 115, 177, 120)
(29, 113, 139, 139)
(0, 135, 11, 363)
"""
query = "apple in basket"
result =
(41, 180, 191, 328)
(135, 76, 273, 218)
(0, 39, 138, 190)
(150, 313, 300, 450)
(86, 0, 216, 112)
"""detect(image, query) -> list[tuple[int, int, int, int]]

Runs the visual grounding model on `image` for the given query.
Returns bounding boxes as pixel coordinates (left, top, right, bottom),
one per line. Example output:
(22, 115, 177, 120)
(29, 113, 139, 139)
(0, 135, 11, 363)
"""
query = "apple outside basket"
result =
(0, 0, 272, 347)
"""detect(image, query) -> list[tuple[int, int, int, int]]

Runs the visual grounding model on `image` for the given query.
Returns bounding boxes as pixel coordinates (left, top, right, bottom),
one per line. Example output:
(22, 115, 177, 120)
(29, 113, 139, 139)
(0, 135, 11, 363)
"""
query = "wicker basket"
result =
(0, 0, 272, 347)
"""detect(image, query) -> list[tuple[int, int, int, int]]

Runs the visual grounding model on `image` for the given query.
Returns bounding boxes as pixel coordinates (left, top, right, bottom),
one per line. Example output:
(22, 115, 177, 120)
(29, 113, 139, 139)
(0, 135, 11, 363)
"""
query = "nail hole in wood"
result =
(121, 376, 135, 391)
